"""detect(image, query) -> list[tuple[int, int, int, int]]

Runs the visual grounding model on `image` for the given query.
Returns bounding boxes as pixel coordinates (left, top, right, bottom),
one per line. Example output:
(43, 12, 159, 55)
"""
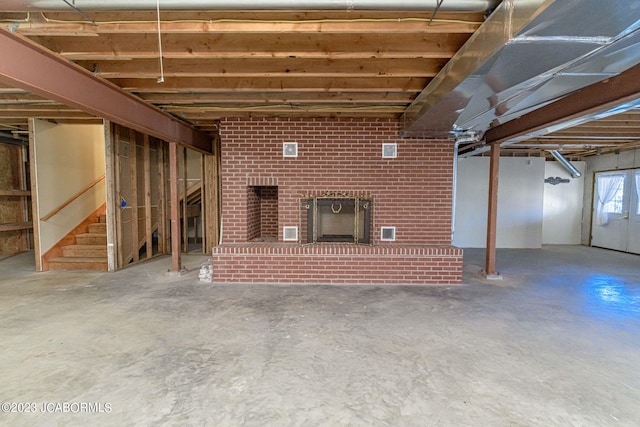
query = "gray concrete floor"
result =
(1, 246, 639, 426)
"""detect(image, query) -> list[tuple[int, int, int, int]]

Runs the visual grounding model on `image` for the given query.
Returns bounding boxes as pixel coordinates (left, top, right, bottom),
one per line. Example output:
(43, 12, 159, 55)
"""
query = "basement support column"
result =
(169, 141, 182, 273)
(484, 141, 502, 280)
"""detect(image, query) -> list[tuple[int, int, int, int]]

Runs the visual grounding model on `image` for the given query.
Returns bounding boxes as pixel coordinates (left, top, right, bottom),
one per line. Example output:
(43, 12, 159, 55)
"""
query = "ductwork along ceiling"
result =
(2, 0, 499, 12)
(403, 0, 640, 154)
(1, 0, 639, 158)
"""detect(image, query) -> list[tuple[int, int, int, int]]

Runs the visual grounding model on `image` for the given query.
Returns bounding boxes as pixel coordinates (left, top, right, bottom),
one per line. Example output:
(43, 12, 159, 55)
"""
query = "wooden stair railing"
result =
(40, 175, 105, 222)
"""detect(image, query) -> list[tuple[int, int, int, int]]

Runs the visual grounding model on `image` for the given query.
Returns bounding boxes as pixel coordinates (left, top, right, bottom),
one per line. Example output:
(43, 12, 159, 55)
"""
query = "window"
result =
(595, 173, 625, 225)
(604, 185, 624, 214)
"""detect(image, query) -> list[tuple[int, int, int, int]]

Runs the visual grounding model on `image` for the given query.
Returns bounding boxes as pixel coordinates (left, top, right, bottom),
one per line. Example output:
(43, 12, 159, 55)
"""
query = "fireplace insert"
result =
(303, 194, 371, 244)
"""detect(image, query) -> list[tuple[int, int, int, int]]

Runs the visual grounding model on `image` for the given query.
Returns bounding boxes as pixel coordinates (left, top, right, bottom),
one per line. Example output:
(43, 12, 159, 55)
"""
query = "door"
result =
(591, 169, 640, 254)
(627, 170, 640, 254)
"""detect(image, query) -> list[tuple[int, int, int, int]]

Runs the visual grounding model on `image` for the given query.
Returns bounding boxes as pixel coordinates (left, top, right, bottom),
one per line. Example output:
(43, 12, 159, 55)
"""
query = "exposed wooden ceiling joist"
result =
(75, 58, 447, 79)
(1, 8, 639, 158)
(0, 28, 213, 153)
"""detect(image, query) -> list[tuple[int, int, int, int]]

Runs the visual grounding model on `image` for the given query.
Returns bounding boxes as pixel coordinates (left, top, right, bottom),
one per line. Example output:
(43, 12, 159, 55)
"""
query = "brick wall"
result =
(246, 186, 260, 241)
(215, 117, 461, 285)
(220, 117, 454, 245)
(260, 186, 278, 239)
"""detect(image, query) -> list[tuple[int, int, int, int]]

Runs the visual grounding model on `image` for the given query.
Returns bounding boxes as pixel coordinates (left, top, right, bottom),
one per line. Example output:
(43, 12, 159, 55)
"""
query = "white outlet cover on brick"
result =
(381, 226, 396, 241)
(283, 142, 298, 157)
(382, 143, 397, 158)
(283, 226, 298, 241)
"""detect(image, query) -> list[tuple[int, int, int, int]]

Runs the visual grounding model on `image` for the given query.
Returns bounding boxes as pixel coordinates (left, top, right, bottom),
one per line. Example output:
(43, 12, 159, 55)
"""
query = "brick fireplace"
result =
(211, 117, 463, 284)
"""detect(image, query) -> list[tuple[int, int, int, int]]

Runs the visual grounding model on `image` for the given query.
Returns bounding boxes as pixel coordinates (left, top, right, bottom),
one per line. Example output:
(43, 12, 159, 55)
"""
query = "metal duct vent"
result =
(549, 150, 582, 178)
(381, 226, 396, 241)
(283, 226, 298, 241)
(283, 142, 298, 158)
(382, 143, 397, 159)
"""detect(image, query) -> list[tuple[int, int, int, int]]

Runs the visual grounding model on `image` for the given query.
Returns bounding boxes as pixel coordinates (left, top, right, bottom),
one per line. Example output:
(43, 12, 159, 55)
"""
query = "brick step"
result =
(99, 214, 107, 224)
(62, 244, 107, 258)
(76, 233, 107, 245)
(48, 256, 108, 272)
(88, 223, 107, 234)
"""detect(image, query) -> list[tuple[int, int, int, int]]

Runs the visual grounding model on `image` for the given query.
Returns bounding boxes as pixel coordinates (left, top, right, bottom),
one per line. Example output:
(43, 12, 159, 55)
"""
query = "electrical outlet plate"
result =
(382, 143, 397, 158)
(283, 142, 298, 157)
(283, 226, 298, 241)
(381, 226, 396, 241)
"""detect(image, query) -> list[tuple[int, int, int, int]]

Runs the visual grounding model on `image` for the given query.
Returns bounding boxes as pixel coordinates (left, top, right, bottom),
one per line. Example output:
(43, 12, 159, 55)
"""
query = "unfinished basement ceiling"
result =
(1, 0, 640, 159)
(0, 7, 486, 133)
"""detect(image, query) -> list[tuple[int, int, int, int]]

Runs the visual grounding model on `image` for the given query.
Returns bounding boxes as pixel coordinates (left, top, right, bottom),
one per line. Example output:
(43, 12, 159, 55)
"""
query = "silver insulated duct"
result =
(1, 0, 501, 11)
(548, 150, 582, 179)
(403, 0, 640, 141)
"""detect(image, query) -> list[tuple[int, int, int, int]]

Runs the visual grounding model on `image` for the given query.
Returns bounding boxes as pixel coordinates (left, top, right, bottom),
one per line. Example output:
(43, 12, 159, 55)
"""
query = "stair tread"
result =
(77, 232, 107, 237)
(63, 244, 106, 249)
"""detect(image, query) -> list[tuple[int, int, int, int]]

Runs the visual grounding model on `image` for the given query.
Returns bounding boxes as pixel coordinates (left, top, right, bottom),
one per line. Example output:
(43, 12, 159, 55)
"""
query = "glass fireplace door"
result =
(305, 196, 371, 244)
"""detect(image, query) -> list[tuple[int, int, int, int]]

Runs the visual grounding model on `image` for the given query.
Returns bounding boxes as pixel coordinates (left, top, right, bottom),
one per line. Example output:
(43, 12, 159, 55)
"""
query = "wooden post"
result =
(114, 125, 124, 269)
(104, 121, 118, 271)
(157, 142, 167, 254)
(27, 119, 41, 271)
(169, 141, 181, 272)
(182, 147, 188, 253)
(19, 143, 30, 251)
(200, 153, 206, 254)
(203, 137, 221, 249)
(485, 142, 500, 277)
(129, 129, 139, 262)
(143, 135, 153, 259)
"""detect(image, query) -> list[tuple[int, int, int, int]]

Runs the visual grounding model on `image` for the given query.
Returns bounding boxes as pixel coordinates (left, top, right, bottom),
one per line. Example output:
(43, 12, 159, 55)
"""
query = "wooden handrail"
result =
(40, 175, 106, 221)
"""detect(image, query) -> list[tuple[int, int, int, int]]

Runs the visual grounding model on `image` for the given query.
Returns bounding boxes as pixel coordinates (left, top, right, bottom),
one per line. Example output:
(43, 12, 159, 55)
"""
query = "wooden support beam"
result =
(42, 32, 465, 60)
(113, 77, 428, 93)
(182, 147, 188, 253)
(169, 141, 181, 272)
(75, 58, 444, 79)
(10, 18, 479, 36)
(0, 28, 211, 154)
(485, 142, 500, 278)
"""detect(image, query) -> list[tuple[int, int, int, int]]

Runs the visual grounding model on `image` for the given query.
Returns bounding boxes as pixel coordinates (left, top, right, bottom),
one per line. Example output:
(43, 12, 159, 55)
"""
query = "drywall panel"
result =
(454, 157, 545, 248)
(542, 161, 586, 245)
(32, 120, 105, 256)
(581, 148, 640, 244)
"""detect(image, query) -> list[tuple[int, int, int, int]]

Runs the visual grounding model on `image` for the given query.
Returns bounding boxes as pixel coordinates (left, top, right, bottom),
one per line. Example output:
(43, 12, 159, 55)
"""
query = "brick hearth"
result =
(211, 243, 463, 285)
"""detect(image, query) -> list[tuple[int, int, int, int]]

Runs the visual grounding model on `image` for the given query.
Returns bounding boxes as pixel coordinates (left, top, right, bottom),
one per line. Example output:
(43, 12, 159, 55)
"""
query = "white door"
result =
(627, 170, 640, 254)
(591, 169, 640, 254)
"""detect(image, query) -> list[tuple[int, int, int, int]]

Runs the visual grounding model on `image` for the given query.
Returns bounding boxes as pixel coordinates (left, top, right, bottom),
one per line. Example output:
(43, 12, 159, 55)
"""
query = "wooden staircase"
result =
(48, 214, 108, 271)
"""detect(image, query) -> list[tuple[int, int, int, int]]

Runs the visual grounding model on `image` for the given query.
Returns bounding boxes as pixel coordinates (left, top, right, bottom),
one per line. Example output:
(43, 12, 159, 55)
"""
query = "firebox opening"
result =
(247, 186, 278, 242)
(303, 194, 371, 244)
